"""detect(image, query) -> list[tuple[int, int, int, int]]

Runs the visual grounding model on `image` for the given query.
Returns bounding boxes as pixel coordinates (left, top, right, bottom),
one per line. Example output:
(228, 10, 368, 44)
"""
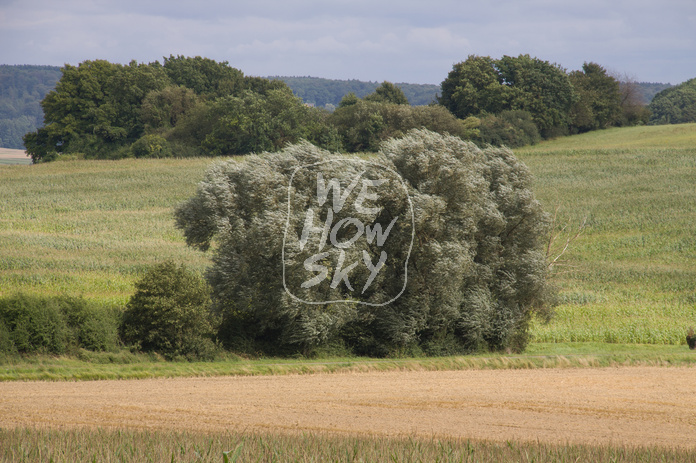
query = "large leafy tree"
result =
(495, 54, 574, 136)
(175, 129, 554, 356)
(568, 62, 622, 132)
(439, 54, 575, 137)
(162, 55, 245, 98)
(649, 78, 696, 124)
(24, 60, 170, 162)
(438, 55, 509, 119)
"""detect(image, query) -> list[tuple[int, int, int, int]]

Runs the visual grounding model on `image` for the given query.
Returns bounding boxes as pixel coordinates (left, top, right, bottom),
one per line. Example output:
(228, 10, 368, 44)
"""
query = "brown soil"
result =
(1, 367, 695, 448)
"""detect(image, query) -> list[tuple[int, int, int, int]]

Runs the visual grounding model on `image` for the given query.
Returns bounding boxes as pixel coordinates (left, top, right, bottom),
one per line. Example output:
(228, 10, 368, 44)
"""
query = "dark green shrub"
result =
(0, 294, 71, 354)
(0, 319, 15, 354)
(61, 297, 120, 352)
(130, 134, 172, 158)
(120, 261, 219, 360)
(479, 110, 540, 148)
(0, 294, 120, 354)
(329, 100, 479, 152)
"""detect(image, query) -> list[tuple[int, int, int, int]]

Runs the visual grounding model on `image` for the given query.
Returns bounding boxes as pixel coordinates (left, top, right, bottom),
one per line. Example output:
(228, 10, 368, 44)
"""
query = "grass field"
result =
(0, 157, 213, 304)
(0, 124, 695, 344)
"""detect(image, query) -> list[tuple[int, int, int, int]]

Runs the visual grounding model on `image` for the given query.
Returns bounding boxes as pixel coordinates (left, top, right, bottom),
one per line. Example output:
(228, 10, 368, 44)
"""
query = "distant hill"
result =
(269, 76, 440, 108)
(635, 82, 673, 105)
(0, 65, 61, 149)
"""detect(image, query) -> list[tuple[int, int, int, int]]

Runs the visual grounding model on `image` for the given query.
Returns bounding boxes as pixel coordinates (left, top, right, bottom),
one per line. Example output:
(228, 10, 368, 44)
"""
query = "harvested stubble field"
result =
(1, 367, 696, 451)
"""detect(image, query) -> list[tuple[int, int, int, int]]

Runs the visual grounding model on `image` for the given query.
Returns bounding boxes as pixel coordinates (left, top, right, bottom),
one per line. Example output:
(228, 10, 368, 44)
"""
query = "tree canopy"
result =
(23, 57, 335, 162)
(568, 62, 622, 133)
(23, 58, 481, 162)
(175, 129, 554, 356)
(649, 78, 696, 124)
(439, 54, 574, 137)
(364, 81, 410, 105)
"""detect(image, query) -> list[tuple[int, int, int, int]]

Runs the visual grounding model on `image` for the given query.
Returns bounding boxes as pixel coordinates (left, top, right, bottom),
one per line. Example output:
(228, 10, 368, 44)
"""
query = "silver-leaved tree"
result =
(175, 129, 554, 356)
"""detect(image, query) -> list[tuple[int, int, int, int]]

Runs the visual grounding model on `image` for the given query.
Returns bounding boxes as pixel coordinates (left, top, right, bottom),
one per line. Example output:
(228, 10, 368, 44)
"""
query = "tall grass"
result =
(1, 427, 694, 462)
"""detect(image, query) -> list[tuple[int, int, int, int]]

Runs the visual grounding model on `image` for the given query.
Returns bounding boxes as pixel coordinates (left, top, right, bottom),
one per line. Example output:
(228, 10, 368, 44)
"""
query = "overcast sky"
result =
(1, 0, 694, 85)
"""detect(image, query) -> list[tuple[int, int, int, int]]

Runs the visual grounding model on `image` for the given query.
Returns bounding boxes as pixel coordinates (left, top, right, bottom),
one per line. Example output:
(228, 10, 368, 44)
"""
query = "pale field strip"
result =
(0, 148, 31, 165)
(1, 367, 695, 448)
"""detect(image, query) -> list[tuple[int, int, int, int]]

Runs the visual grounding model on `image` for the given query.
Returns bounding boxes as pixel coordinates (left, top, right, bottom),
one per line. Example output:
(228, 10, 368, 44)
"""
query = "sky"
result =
(1, 0, 695, 85)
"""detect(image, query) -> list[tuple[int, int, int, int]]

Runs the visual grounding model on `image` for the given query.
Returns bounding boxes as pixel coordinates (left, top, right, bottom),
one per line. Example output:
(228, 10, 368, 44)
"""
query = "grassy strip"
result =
(1, 427, 694, 462)
(1, 343, 694, 382)
(516, 122, 696, 152)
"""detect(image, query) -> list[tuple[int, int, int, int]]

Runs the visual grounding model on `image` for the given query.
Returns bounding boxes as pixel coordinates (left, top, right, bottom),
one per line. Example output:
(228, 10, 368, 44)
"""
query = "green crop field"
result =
(1, 123, 695, 346)
(517, 123, 696, 345)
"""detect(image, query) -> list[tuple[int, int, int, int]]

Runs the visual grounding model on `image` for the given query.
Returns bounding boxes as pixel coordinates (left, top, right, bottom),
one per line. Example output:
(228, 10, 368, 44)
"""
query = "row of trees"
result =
(24, 55, 672, 162)
(23, 57, 475, 162)
(438, 55, 650, 145)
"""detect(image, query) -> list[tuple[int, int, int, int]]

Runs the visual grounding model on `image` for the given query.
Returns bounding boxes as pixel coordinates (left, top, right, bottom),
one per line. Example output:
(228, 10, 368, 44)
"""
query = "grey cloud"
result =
(0, 0, 695, 84)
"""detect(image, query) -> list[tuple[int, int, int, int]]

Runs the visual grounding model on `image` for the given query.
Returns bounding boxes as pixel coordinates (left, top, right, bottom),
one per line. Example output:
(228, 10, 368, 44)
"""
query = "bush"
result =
(175, 129, 554, 356)
(130, 134, 172, 158)
(478, 110, 540, 148)
(0, 294, 120, 354)
(329, 100, 479, 152)
(0, 294, 71, 354)
(120, 261, 219, 360)
(61, 297, 120, 352)
(0, 319, 15, 354)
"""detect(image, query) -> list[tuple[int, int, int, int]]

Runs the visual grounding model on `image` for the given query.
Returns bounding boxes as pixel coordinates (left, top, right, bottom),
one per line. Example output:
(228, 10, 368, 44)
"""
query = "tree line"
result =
(439, 55, 653, 146)
(2, 59, 688, 155)
(23, 56, 479, 162)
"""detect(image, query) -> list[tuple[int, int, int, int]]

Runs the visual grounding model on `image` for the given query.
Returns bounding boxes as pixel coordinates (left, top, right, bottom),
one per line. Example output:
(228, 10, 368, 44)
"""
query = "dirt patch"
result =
(1, 367, 695, 448)
(0, 148, 31, 165)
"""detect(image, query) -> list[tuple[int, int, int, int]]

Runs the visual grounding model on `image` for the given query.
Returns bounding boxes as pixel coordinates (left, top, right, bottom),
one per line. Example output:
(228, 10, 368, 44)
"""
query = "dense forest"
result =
(0, 65, 62, 149)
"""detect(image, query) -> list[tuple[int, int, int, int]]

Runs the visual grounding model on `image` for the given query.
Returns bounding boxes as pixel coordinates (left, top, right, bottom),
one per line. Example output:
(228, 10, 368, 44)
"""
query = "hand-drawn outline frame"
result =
(282, 158, 415, 306)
